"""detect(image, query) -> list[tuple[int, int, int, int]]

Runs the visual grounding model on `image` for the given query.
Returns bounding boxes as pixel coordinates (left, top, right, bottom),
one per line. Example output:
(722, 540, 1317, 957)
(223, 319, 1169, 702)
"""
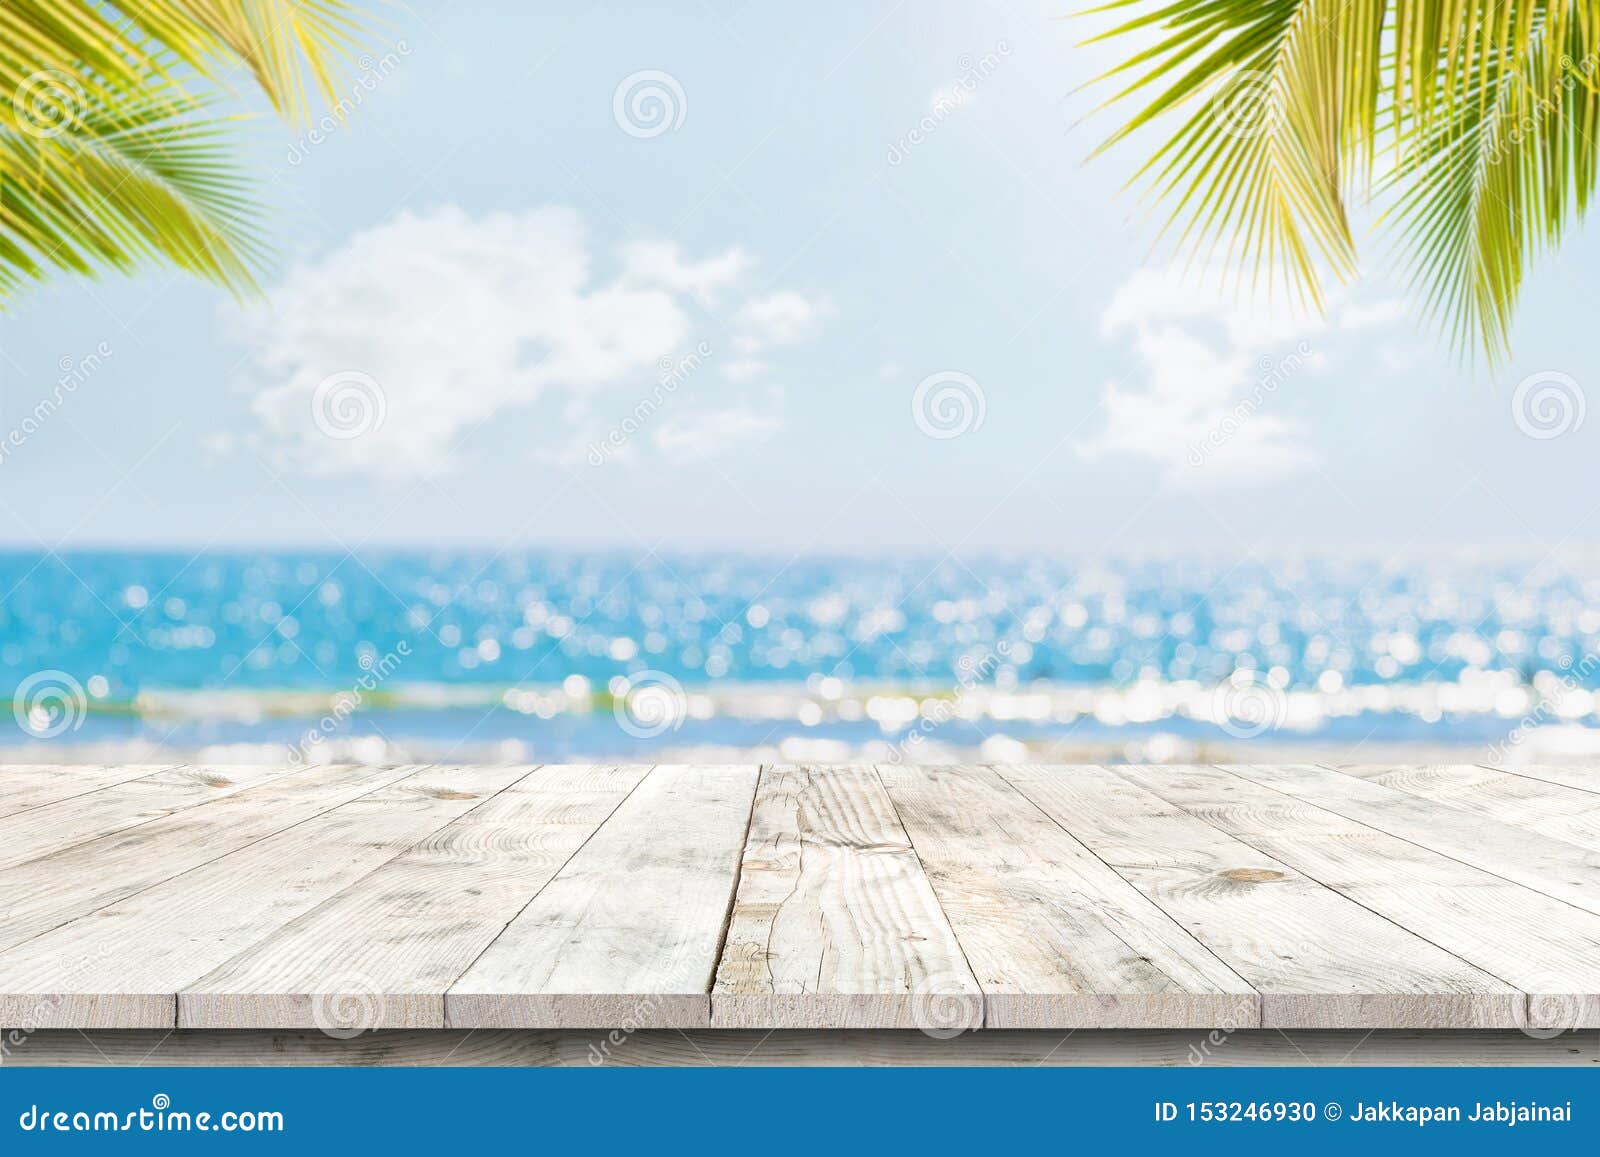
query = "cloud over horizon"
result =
(231, 205, 824, 478)
(1076, 265, 1407, 485)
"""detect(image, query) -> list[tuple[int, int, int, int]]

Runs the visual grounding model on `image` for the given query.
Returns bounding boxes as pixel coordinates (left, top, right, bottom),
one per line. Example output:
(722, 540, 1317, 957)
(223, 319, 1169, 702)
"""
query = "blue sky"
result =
(2, 0, 1598, 556)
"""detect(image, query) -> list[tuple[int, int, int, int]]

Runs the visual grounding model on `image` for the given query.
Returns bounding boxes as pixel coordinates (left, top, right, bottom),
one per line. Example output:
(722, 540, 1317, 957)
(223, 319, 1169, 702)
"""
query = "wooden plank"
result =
(0, 766, 536, 1030)
(1338, 763, 1600, 849)
(877, 763, 1256, 1029)
(999, 766, 1521, 1028)
(0, 764, 423, 952)
(0, 764, 295, 871)
(181, 765, 650, 1031)
(1123, 764, 1600, 1031)
(7, 1029, 1596, 1069)
(1223, 763, 1600, 918)
(710, 765, 982, 1030)
(4, 761, 1598, 1039)
(448, 765, 758, 1029)
(1483, 763, 1600, 795)
(0, 765, 178, 820)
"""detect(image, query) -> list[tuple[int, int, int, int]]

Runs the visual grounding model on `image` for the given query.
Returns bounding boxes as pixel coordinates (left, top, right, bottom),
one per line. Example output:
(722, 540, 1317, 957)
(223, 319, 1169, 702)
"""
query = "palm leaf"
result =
(0, 0, 370, 304)
(1386, 14, 1600, 359)
(1087, 0, 1600, 360)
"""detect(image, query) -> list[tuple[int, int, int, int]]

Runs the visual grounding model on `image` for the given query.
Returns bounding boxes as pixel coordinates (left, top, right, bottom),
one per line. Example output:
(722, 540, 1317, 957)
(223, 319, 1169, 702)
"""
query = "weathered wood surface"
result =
(1119, 764, 1600, 1030)
(1339, 763, 1600, 850)
(0, 764, 422, 951)
(711, 765, 981, 1029)
(1489, 763, 1600, 794)
(878, 764, 1254, 1028)
(6, 1029, 1595, 1068)
(448, 765, 758, 1028)
(0, 764, 176, 820)
(2, 764, 1598, 1035)
(1004, 765, 1520, 1029)
(0, 764, 291, 871)
(1222, 763, 1600, 918)
(183, 764, 649, 1030)
(0, 765, 536, 1030)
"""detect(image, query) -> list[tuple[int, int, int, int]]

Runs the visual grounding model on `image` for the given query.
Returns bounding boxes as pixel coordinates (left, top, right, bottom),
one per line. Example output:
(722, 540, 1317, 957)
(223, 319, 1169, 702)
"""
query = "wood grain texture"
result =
(5, 763, 1600, 1036)
(448, 765, 758, 1029)
(1485, 764, 1600, 794)
(0, 764, 293, 871)
(5, 1029, 1595, 1068)
(0, 765, 176, 820)
(1124, 764, 1600, 1031)
(1001, 766, 1521, 1028)
(711, 765, 982, 1029)
(182, 765, 649, 1030)
(0, 764, 422, 952)
(1337, 763, 1600, 849)
(0, 766, 535, 1030)
(878, 763, 1256, 1028)
(1223, 763, 1600, 918)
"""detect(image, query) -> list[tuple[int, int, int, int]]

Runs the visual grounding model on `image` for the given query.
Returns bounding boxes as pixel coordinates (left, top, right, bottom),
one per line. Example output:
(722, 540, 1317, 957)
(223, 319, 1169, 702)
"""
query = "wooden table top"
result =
(0, 762, 1596, 1033)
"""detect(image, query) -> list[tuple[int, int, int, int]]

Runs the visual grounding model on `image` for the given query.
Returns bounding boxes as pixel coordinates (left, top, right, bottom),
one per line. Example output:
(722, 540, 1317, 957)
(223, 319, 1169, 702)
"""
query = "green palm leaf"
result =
(0, 0, 369, 305)
(1087, 0, 1600, 360)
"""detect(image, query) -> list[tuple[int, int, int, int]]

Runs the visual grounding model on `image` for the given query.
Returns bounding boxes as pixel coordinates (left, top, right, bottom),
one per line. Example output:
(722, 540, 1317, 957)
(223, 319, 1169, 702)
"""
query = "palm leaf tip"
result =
(0, 0, 373, 304)
(1085, 0, 1600, 363)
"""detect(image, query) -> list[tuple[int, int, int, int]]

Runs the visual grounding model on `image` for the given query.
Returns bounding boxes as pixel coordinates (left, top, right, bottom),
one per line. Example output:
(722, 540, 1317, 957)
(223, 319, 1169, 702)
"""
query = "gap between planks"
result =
(3, 764, 1597, 1032)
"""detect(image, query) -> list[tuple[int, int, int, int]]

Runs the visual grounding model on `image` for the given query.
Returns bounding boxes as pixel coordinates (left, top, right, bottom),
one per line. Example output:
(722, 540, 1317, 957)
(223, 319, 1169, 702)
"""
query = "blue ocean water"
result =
(3, 549, 1596, 761)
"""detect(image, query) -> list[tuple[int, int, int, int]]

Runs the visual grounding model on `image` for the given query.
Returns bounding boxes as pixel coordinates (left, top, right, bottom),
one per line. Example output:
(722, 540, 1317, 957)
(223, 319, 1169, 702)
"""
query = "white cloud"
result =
(736, 291, 830, 346)
(651, 402, 781, 463)
(1333, 298, 1411, 329)
(232, 206, 823, 479)
(619, 240, 751, 303)
(720, 358, 769, 382)
(1077, 265, 1405, 484)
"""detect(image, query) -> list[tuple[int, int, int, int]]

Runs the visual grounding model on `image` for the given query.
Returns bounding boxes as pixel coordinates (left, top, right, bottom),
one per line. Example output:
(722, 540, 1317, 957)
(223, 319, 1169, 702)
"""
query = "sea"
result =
(4, 548, 1598, 765)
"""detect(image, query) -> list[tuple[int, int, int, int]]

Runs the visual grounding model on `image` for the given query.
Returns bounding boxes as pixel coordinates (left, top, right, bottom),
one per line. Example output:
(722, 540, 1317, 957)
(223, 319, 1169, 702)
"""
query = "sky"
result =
(2, 0, 1598, 558)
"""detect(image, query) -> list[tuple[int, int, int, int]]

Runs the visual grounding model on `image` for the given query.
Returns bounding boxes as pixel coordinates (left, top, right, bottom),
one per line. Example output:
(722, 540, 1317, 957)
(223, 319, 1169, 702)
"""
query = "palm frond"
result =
(1087, 0, 1375, 308)
(0, 0, 370, 304)
(1088, 0, 1600, 360)
(0, 83, 263, 301)
(1386, 13, 1600, 359)
(124, 1, 367, 125)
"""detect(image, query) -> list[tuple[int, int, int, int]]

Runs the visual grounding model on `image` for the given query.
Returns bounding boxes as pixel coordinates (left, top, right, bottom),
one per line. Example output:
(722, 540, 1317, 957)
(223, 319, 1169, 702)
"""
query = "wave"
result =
(68, 668, 1600, 733)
